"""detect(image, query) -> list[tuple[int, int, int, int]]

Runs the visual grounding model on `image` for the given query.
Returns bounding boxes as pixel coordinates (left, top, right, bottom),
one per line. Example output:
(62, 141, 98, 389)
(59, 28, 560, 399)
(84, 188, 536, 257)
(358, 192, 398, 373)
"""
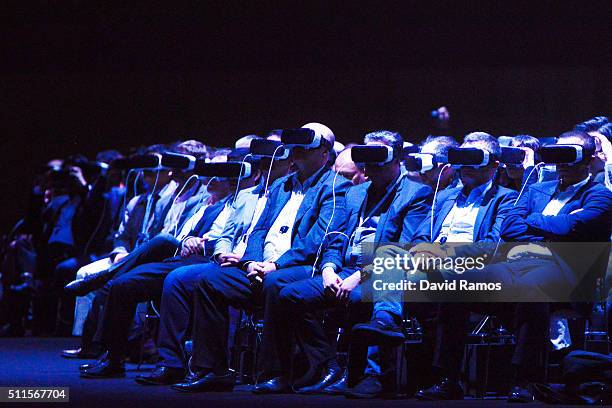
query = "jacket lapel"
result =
(474, 185, 497, 240)
(433, 189, 460, 239)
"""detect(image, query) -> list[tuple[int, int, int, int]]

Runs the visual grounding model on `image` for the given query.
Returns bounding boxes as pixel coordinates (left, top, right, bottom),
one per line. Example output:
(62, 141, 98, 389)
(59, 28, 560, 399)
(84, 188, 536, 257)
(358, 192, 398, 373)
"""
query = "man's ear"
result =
(254, 169, 263, 183)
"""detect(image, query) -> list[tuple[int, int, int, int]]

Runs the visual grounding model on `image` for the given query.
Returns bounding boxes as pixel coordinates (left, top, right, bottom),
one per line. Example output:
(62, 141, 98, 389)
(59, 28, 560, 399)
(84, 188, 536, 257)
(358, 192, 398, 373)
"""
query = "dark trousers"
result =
(82, 234, 180, 349)
(279, 269, 361, 373)
(433, 302, 549, 382)
(101, 255, 207, 359)
(157, 262, 213, 369)
(0, 237, 36, 333)
(191, 264, 312, 376)
(32, 242, 73, 335)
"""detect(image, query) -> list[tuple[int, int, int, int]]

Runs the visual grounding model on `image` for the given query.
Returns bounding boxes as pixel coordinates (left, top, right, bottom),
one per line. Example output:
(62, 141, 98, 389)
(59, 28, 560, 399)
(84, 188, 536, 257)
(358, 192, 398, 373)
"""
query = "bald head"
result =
(302, 122, 335, 146)
(333, 148, 366, 185)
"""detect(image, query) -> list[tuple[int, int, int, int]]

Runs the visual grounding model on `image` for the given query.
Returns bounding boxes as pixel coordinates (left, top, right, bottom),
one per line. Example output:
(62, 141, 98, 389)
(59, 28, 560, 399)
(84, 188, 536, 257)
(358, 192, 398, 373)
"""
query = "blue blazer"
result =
(501, 179, 612, 301)
(241, 166, 351, 269)
(501, 179, 612, 243)
(320, 176, 433, 271)
(413, 183, 518, 258)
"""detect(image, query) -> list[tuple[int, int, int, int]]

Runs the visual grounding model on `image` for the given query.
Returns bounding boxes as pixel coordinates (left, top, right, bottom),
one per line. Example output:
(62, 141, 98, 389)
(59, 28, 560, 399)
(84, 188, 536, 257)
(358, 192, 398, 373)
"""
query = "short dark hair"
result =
(558, 130, 596, 156)
(96, 149, 123, 163)
(511, 134, 541, 152)
(463, 132, 501, 157)
(596, 123, 612, 141)
(364, 130, 404, 158)
(145, 144, 170, 155)
(421, 136, 459, 161)
(574, 116, 609, 133)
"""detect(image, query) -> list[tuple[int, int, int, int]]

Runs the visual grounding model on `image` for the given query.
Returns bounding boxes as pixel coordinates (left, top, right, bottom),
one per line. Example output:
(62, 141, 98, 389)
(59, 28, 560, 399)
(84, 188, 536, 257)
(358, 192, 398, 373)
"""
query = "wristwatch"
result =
(359, 268, 371, 283)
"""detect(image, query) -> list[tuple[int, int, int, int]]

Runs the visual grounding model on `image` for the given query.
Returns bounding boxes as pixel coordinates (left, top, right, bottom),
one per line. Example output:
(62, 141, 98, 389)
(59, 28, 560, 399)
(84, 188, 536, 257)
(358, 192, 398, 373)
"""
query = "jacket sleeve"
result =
(454, 189, 518, 258)
(523, 188, 612, 240)
(213, 202, 239, 256)
(275, 178, 351, 269)
(399, 184, 433, 242)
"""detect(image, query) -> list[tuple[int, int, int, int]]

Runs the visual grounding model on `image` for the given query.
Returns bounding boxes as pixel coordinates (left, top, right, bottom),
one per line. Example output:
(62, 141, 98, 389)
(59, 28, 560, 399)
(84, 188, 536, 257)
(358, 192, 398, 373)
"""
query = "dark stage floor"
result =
(0, 337, 559, 407)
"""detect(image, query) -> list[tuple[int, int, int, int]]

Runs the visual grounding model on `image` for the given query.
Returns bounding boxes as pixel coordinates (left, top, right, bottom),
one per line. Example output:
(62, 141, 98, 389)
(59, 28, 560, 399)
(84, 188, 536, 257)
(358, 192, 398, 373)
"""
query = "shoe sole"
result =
(345, 392, 379, 399)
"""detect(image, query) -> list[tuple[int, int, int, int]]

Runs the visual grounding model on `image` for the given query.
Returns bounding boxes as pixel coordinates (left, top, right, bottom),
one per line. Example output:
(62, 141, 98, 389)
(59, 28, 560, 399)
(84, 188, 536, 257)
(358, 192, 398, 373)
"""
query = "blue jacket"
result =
(241, 166, 351, 269)
(501, 179, 612, 243)
(320, 176, 433, 271)
(413, 183, 518, 258)
(500, 179, 612, 301)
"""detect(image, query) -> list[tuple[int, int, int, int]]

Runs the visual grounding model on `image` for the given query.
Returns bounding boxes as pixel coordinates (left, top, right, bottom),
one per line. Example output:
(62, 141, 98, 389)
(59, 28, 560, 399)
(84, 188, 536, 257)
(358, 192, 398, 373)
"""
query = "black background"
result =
(1, 2, 611, 231)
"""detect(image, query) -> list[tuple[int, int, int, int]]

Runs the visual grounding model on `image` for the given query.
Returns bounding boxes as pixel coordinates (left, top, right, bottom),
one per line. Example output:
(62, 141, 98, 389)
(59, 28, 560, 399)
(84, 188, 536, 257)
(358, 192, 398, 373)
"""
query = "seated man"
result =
(279, 131, 432, 397)
(134, 142, 293, 385)
(414, 131, 611, 402)
(169, 123, 351, 393)
(62, 142, 204, 358)
(416, 136, 459, 191)
(80, 152, 257, 378)
(371, 132, 518, 400)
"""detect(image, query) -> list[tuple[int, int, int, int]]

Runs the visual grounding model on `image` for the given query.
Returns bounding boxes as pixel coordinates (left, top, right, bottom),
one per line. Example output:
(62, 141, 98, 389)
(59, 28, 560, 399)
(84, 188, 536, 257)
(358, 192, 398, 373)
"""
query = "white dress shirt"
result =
(435, 180, 493, 243)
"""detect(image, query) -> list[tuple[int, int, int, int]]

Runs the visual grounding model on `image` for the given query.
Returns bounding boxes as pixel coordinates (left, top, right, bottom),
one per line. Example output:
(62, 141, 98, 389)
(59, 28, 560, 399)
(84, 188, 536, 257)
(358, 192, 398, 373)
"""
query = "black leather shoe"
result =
(295, 366, 343, 394)
(136, 366, 185, 385)
(345, 375, 382, 399)
(508, 385, 535, 403)
(415, 378, 464, 400)
(171, 370, 234, 393)
(80, 358, 125, 378)
(64, 269, 113, 296)
(352, 312, 405, 346)
(61, 347, 101, 359)
(322, 370, 349, 395)
(252, 376, 292, 394)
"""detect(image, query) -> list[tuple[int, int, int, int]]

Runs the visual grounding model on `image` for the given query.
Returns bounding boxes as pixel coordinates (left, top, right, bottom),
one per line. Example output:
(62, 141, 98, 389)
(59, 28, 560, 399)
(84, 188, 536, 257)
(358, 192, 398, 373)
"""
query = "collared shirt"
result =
(262, 167, 324, 262)
(175, 199, 210, 241)
(435, 180, 493, 243)
(204, 202, 233, 241)
(542, 175, 590, 216)
(142, 180, 179, 235)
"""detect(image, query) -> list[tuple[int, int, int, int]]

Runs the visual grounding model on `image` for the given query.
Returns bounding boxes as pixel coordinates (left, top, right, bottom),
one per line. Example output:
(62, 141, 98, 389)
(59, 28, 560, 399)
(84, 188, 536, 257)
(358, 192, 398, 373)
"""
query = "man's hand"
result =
(322, 267, 342, 295)
(409, 243, 448, 259)
(181, 236, 206, 257)
(112, 252, 129, 264)
(217, 253, 242, 267)
(520, 147, 535, 169)
(337, 271, 361, 302)
(68, 166, 88, 187)
(593, 133, 612, 164)
(246, 261, 277, 281)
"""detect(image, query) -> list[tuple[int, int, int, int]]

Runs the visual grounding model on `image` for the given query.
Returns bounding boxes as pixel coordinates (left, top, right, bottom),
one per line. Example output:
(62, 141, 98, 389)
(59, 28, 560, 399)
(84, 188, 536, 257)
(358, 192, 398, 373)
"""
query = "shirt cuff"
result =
(320, 262, 338, 273)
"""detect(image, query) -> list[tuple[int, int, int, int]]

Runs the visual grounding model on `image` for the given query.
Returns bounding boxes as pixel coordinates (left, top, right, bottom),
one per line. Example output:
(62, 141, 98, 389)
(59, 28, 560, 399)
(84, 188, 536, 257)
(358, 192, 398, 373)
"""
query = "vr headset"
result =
(405, 153, 436, 172)
(111, 152, 196, 171)
(193, 161, 252, 179)
(448, 147, 495, 168)
(540, 144, 588, 164)
(281, 128, 331, 150)
(500, 146, 526, 166)
(351, 145, 395, 165)
(249, 138, 290, 160)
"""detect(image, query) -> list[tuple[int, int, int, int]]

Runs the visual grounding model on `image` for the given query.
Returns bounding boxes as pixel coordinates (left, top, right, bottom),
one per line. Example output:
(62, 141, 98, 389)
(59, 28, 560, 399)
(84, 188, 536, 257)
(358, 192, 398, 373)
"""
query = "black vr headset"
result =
(500, 147, 526, 166)
(249, 139, 290, 160)
(540, 144, 590, 165)
(448, 147, 497, 168)
(111, 152, 196, 171)
(281, 128, 331, 150)
(405, 153, 436, 172)
(351, 145, 396, 165)
(193, 161, 252, 179)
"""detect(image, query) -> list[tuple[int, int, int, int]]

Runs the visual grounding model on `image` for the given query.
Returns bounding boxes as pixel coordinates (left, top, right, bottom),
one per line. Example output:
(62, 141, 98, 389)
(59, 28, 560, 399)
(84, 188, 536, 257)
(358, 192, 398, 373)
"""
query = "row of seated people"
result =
(3, 117, 612, 402)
